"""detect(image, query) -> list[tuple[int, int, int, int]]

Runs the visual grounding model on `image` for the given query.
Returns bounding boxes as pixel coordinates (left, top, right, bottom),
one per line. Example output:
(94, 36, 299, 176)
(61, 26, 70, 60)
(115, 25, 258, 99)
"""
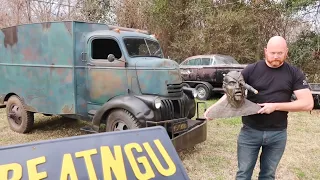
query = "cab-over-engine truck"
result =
(0, 21, 207, 151)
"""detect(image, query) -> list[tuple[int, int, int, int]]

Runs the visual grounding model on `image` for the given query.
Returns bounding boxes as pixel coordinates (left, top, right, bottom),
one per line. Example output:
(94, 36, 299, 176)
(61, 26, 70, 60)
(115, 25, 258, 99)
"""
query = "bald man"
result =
(236, 36, 314, 180)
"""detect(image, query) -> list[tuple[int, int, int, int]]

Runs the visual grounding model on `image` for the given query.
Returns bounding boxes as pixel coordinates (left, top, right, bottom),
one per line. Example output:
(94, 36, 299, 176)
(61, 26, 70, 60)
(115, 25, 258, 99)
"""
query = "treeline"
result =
(0, 0, 319, 82)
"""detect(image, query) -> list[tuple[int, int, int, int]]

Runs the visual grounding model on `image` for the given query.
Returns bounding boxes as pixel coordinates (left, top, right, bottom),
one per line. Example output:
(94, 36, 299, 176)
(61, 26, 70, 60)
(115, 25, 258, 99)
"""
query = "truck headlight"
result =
(154, 98, 162, 109)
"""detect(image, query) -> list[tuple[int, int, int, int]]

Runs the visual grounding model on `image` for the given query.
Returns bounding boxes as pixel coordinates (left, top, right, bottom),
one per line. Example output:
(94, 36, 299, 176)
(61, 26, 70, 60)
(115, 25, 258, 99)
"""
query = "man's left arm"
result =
(273, 88, 314, 112)
(258, 69, 314, 114)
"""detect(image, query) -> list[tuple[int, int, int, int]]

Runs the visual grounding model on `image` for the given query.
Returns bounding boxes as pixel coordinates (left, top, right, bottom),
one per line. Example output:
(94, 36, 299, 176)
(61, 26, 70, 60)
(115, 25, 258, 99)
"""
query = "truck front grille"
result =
(167, 83, 183, 96)
(160, 99, 186, 120)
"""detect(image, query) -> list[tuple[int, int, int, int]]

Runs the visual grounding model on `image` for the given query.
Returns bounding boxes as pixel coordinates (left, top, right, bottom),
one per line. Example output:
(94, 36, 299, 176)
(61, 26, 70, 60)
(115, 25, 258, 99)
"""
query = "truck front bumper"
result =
(145, 101, 208, 152)
(171, 118, 207, 151)
(146, 118, 207, 152)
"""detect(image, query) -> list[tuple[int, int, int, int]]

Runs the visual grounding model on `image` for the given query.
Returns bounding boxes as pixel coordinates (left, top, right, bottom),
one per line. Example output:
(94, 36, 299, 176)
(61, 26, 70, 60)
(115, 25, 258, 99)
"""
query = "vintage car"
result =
(179, 54, 247, 100)
(309, 83, 320, 109)
(290, 83, 319, 109)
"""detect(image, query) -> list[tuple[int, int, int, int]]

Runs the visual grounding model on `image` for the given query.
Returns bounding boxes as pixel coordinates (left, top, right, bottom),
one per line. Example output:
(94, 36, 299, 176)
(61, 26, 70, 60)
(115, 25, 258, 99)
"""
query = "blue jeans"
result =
(236, 124, 287, 180)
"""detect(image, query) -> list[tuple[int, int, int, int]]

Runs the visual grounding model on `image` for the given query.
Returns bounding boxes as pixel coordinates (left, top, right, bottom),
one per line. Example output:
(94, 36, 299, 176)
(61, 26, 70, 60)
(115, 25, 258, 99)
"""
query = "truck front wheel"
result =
(6, 95, 34, 133)
(105, 109, 141, 131)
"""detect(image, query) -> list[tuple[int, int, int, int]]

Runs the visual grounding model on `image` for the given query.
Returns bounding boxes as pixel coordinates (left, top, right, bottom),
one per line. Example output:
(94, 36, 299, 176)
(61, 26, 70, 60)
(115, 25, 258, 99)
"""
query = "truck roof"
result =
(0, 20, 106, 30)
(0, 20, 158, 42)
(86, 30, 158, 41)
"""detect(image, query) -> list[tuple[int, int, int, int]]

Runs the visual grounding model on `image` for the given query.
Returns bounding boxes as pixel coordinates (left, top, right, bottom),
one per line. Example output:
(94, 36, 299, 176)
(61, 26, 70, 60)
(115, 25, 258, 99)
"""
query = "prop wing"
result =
(204, 95, 261, 120)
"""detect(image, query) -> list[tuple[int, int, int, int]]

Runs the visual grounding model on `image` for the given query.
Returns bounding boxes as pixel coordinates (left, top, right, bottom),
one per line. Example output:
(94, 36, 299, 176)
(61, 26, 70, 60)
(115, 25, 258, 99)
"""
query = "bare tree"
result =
(0, 0, 86, 28)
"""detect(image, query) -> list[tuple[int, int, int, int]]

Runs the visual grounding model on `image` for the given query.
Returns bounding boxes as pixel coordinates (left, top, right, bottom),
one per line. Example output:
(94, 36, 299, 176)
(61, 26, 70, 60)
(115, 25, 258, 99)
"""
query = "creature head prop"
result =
(222, 71, 246, 108)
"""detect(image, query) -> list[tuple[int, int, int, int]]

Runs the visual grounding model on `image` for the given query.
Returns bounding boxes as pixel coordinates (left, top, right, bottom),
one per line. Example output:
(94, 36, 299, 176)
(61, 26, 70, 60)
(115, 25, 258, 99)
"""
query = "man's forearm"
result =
(275, 99, 314, 112)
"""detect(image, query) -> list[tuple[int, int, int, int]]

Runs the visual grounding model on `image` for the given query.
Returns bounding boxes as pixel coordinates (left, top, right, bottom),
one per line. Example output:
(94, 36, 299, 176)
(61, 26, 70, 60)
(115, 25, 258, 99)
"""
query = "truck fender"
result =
(0, 93, 37, 112)
(0, 93, 17, 105)
(91, 95, 154, 129)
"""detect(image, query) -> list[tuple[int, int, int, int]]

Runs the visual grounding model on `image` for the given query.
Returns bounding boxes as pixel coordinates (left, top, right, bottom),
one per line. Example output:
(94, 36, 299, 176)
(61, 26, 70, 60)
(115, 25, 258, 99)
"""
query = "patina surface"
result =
(204, 71, 261, 120)
(0, 22, 77, 114)
(0, 21, 207, 151)
(222, 71, 246, 108)
(0, 21, 187, 117)
(204, 95, 261, 119)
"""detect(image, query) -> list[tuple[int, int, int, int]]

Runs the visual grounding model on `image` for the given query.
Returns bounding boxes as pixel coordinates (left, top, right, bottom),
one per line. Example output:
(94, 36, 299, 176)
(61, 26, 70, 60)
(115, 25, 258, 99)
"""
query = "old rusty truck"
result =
(0, 21, 207, 151)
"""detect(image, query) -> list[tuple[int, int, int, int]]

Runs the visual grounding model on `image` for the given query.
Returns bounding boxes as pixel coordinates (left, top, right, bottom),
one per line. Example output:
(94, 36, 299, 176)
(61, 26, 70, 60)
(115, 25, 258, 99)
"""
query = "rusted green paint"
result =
(0, 21, 185, 118)
(127, 58, 182, 96)
(0, 21, 208, 151)
(0, 22, 76, 114)
(87, 68, 128, 104)
(0, 21, 111, 115)
(73, 22, 109, 116)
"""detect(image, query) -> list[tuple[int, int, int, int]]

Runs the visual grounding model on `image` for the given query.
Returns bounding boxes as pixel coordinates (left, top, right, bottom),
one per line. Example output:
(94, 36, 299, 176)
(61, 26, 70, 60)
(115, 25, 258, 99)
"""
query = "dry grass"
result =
(0, 108, 89, 146)
(179, 100, 320, 180)
(0, 102, 320, 180)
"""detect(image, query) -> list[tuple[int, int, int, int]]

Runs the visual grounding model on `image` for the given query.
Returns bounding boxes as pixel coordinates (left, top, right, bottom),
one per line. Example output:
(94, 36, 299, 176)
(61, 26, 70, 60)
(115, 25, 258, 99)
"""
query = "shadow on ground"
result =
(28, 114, 92, 135)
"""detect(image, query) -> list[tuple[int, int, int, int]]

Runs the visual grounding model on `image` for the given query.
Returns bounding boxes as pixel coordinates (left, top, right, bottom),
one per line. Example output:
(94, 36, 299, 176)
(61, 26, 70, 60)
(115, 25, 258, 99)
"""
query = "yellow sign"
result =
(0, 127, 189, 180)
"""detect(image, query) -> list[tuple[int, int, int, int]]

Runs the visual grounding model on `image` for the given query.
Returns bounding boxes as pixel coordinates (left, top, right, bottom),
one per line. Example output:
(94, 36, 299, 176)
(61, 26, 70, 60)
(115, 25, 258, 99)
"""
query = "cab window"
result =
(91, 38, 122, 60)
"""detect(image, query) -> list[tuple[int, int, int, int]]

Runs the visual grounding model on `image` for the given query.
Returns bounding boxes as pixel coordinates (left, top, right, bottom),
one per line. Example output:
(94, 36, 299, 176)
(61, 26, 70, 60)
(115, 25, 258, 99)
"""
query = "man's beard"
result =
(266, 58, 284, 68)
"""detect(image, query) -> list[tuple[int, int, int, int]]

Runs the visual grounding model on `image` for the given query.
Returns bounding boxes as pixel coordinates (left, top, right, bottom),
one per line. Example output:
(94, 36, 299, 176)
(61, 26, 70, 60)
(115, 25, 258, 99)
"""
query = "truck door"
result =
(86, 37, 128, 105)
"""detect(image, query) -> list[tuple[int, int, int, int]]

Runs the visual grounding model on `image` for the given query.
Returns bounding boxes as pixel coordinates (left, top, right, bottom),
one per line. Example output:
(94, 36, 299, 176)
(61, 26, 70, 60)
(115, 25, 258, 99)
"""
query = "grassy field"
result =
(0, 99, 319, 180)
(180, 99, 320, 180)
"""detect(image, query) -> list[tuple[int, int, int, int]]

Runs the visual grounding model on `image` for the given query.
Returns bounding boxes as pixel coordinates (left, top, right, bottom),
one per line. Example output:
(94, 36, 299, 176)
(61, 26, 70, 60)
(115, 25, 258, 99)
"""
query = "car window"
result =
(212, 59, 217, 65)
(194, 58, 202, 65)
(185, 58, 201, 65)
(186, 59, 195, 65)
(201, 58, 212, 65)
(180, 60, 188, 65)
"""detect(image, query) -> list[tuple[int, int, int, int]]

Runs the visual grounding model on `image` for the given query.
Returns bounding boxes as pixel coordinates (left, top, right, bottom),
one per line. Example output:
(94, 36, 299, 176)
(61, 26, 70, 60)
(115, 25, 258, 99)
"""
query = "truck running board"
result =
(80, 126, 99, 133)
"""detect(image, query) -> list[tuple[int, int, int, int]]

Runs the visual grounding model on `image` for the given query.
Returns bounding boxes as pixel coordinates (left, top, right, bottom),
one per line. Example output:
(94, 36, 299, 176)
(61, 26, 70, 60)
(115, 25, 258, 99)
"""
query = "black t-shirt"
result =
(241, 60, 309, 131)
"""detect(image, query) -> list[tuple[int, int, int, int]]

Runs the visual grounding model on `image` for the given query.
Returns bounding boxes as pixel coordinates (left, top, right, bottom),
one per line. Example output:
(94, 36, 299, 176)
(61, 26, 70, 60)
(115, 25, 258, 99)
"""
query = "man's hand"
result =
(257, 103, 278, 114)
(257, 88, 314, 114)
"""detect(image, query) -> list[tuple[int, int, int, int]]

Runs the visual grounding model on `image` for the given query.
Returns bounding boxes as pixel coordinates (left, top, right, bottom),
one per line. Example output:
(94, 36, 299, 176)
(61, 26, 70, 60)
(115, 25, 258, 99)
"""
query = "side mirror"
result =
(107, 54, 115, 62)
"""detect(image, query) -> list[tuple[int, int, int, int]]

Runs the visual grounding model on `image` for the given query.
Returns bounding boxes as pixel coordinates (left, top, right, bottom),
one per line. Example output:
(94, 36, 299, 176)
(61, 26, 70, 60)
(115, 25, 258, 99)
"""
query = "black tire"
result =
(195, 84, 211, 100)
(314, 95, 320, 109)
(6, 95, 34, 133)
(105, 109, 141, 132)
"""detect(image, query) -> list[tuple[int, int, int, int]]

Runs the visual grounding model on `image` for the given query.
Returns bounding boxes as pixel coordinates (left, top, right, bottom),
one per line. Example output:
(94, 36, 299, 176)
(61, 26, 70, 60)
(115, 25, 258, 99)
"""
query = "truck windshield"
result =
(124, 38, 164, 58)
